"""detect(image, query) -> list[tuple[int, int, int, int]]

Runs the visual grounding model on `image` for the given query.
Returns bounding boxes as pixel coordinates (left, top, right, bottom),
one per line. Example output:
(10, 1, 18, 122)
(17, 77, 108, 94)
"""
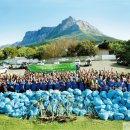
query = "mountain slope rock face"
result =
(16, 16, 115, 46)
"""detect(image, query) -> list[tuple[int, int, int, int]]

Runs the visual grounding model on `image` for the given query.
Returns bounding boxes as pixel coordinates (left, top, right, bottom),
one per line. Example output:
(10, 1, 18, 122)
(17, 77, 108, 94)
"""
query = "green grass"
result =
(0, 114, 123, 130)
(27, 63, 76, 73)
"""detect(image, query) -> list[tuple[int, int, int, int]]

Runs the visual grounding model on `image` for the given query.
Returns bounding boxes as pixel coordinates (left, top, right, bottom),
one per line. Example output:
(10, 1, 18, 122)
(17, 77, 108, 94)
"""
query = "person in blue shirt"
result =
(127, 78, 130, 92)
(71, 79, 78, 89)
(116, 78, 122, 89)
(25, 81, 31, 90)
(102, 80, 109, 92)
(41, 81, 47, 90)
(66, 79, 72, 90)
(54, 80, 59, 90)
(31, 82, 37, 91)
(47, 80, 53, 90)
(121, 80, 127, 92)
(108, 78, 114, 90)
(60, 80, 65, 91)
(19, 82, 25, 93)
(98, 76, 104, 91)
(79, 79, 85, 91)
(36, 81, 41, 91)
(14, 82, 20, 92)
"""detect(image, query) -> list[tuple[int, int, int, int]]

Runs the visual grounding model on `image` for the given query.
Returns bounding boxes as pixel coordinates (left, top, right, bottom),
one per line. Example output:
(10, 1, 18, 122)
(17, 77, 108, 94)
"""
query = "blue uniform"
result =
(108, 81, 114, 88)
(54, 82, 59, 90)
(102, 84, 108, 91)
(60, 82, 65, 91)
(41, 83, 47, 90)
(79, 82, 84, 91)
(25, 82, 30, 90)
(114, 81, 122, 88)
(15, 83, 20, 92)
(37, 82, 41, 90)
(19, 83, 24, 91)
(71, 81, 78, 89)
(48, 82, 52, 90)
(31, 83, 37, 91)
(66, 81, 72, 90)
(128, 83, 130, 92)
(122, 82, 127, 91)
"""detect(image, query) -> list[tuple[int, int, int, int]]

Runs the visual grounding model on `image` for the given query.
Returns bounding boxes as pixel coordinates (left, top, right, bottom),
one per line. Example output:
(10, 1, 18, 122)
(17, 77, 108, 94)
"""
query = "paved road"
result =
(81, 60, 130, 73)
(7, 61, 130, 75)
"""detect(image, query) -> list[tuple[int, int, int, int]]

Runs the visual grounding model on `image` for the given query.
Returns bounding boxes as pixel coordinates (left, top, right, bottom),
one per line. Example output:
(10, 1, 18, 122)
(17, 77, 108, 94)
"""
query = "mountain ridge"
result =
(13, 16, 116, 46)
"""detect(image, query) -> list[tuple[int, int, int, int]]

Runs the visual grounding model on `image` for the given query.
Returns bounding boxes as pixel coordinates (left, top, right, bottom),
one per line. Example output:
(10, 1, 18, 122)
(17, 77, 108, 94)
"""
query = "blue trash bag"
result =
(67, 88, 74, 93)
(75, 96, 84, 103)
(125, 110, 130, 121)
(79, 109, 87, 116)
(123, 92, 130, 99)
(113, 112, 124, 120)
(120, 98, 127, 106)
(61, 91, 70, 95)
(92, 91, 99, 97)
(115, 89, 123, 97)
(105, 105, 112, 111)
(4, 104, 13, 113)
(108, 111, 114, 120)
(98, 111, 109, 120)
(112, 97, 122, 104)
(78, 103, 84, 109)
(107, 90, 116, 99)
(100, 91, 107, 99)
(93, 97, 104, 106)
(119, 106, 127, 114)
(83, 89, 92, 97)
(72, 108, 80, 116)
(94, 105, 106, 112)
(112, 104, 119, 109)
(84, 99, 91, 106)
(103, 98, 112, 105)
(73, 89, 82, 96)
(87, 94, 94, 101)
(125, 99, 130, 108)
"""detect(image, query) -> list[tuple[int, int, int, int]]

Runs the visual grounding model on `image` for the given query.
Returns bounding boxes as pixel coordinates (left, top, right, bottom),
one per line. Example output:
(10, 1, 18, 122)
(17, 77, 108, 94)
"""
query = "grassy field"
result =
(0, 114, 123, 130)
(27, 63, 76, 73)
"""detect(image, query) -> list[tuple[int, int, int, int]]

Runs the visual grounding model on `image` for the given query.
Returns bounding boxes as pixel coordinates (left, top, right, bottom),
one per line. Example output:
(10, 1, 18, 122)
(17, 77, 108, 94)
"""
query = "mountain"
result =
(14, 16, 116, 46)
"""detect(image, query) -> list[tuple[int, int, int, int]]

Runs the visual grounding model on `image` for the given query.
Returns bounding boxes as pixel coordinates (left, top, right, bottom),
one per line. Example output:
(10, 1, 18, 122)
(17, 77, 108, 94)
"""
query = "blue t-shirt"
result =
(41, 83, 47, 90)
(60, 82, 65, 91)
(19, 83, 24, 91)
(108, 81, 114, 88)
(25, 82, 30, 90)
(15, 83, 20, 91)
(71, 81, 78, 89)
(66, 81, 72, 90)
(79, 82, 84, 91)
(48, 82, 52, 90)
(114, 81, 122, 88)
(54, 82, 59, 90)
(102, 84, 108, 91)
(31, 83, 37, 91)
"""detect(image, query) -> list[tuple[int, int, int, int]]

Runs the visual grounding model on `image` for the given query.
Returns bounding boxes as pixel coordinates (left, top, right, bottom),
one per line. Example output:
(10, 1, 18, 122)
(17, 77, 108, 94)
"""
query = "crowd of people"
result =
(0, 68, 130, 93)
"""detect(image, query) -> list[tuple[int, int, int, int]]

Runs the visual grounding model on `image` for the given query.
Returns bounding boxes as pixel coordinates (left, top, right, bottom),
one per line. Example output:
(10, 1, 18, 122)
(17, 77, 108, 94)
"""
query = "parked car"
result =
(85, 59, 92, 66)
(117, 58, 128, 66)
(0, 66, 8, 73)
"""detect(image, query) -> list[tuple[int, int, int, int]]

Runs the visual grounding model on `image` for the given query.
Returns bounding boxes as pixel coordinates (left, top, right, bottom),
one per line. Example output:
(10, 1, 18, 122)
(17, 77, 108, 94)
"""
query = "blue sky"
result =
(0, 0, 130, 45)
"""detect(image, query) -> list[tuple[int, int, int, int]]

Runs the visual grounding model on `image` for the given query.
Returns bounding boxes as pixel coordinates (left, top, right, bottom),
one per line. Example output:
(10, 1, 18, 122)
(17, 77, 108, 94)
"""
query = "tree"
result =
(3, 47, 17, 59)
(0, 50, 4, 60)
(76, 41, 97, 56)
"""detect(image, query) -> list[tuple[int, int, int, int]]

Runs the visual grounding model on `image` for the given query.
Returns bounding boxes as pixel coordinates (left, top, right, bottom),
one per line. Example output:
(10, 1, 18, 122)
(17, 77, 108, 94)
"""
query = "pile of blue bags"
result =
(0, 88, 130, 120)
